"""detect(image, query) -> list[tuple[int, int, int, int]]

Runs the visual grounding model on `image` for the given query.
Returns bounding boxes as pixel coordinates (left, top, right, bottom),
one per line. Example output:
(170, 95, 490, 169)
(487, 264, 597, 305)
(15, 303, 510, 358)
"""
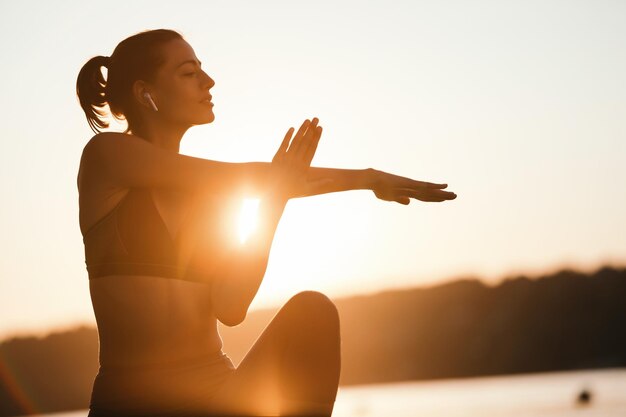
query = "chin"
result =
(188, 109, 215, 125)
(204, 112, 215, 123)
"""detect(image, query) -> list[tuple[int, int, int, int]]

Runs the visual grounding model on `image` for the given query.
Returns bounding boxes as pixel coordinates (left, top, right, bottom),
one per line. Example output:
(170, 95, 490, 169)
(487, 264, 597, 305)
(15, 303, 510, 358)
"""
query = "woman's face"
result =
(150, 39, 215, 126)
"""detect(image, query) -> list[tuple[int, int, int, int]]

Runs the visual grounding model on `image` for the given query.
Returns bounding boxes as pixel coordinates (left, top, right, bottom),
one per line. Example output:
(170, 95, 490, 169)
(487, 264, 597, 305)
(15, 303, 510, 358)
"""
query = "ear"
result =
(132, 80, 154, 110)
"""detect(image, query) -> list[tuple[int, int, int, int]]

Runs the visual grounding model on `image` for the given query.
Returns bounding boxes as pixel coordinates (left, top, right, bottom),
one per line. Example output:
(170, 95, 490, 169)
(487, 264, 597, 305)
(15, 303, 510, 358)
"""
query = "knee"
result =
(288, 290, 338, 313)
(285, 290, 340, 327)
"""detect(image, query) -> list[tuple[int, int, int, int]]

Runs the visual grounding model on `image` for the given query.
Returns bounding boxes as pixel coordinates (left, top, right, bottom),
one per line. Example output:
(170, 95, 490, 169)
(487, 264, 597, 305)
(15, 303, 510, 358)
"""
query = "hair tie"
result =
(102, 55, 111, 67)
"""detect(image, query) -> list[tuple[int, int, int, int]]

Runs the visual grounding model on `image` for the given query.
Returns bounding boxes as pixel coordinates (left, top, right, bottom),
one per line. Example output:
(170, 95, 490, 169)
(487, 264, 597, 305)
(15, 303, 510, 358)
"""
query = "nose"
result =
(202, 70, 215, 90)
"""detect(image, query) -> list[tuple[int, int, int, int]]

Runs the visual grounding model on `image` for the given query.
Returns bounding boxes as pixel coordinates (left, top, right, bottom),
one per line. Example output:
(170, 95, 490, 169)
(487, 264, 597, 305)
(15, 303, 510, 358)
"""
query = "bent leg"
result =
(201, 290, 341, 416)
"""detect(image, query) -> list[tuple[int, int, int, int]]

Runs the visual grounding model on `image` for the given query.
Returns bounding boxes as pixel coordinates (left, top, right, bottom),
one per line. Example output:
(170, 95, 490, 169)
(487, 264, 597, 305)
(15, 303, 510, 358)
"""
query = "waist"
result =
(91, 351, 235, 415)
(98, 350, 232, 374)
(89, 273, 220, 364)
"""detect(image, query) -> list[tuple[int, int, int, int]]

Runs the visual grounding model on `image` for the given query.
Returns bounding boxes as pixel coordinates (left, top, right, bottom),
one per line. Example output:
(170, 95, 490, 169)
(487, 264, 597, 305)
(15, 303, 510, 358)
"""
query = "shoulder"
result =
(82, 132, 153, 165)
(84, 131, 131, 152)
(81, 132, 122, 162)
(78, 133, 129, 188)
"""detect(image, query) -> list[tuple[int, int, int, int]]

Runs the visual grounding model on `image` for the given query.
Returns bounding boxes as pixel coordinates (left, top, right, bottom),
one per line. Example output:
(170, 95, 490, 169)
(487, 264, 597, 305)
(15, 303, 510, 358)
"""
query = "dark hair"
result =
(76, 29, 184, 135)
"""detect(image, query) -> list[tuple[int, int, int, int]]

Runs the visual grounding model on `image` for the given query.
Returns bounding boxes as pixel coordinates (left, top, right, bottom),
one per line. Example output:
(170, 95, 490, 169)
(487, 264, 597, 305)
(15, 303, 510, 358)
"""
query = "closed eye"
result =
(184, 72, 196, 77)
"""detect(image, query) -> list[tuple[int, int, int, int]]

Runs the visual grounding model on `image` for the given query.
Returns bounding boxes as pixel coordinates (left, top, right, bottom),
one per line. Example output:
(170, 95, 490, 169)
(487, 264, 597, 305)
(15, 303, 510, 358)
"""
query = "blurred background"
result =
(0, 0, 624, 416)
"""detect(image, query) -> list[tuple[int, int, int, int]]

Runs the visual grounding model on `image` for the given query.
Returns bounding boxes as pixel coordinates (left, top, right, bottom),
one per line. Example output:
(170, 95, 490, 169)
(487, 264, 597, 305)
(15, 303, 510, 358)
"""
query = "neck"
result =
(132, 119, 189, 153)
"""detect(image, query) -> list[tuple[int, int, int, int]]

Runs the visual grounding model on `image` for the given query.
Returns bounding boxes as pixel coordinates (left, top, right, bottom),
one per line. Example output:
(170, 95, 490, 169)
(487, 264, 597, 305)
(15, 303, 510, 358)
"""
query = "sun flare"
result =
(238, 198, 260, 244)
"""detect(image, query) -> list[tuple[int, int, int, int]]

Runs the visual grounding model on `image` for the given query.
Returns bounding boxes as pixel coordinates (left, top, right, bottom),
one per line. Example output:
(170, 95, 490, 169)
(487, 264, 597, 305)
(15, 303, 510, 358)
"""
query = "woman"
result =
(75, 29, 456, 417)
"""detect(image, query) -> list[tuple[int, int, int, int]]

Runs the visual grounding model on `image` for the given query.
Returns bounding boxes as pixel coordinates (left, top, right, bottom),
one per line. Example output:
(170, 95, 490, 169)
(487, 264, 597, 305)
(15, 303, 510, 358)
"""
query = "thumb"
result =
(396, 196, 410, 205)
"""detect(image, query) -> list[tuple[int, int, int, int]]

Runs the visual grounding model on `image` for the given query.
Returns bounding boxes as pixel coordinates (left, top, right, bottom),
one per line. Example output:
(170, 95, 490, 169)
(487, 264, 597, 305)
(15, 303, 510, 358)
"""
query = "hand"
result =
(368, 169, 457, 205)
(269, 117, 332, 200)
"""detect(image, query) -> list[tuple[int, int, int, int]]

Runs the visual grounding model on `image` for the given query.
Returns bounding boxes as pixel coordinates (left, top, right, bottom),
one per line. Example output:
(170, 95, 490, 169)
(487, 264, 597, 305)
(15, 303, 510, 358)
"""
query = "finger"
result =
(291, 117, 316, 155)
(390, 172, 448, 190)
(274, 127, 293, 160)
(287, 119, 311, 155)
(413, 180, 448, 189)
(296, 117, 319, 162)
(399, 192, 445, 202)
(415, 195, 451, 202)
(397, 188, 457, 200)
(405, 187, 456, 197)
(303, 125, 322, 166)
(281, 127, 294, 151)
(294, 117, 319, 161)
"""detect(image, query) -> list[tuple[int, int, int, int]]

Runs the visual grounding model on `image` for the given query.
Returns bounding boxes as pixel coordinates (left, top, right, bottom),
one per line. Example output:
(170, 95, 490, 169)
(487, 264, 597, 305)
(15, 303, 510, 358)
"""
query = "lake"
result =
(30, 368, 626, 417)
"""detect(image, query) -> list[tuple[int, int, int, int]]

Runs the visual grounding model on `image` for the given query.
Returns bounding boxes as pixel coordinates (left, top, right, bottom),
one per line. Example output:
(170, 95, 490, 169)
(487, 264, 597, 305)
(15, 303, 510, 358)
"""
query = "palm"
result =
(270, 117, 325, 199)
(370, 170, 457, 205)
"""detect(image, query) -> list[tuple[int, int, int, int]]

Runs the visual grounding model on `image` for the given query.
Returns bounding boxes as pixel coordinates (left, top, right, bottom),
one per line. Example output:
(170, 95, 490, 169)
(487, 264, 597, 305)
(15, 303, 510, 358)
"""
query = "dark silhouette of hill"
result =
(1, 265, 625, 416)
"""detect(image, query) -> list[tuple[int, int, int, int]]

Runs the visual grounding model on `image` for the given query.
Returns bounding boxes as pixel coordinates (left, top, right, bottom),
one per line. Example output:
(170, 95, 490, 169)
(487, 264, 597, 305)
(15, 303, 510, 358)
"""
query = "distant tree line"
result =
(1, 266, 625, 416)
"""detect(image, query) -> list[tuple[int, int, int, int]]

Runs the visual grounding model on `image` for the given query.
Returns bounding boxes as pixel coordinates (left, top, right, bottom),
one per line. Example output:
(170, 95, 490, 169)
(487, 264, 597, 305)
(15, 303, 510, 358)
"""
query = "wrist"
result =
(364, 168, 378, 190)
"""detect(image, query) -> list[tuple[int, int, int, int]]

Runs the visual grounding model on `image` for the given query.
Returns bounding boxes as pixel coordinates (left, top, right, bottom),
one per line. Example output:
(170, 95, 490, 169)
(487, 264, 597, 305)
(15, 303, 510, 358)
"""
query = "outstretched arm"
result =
(83, 131, 282, 198)
(291, 166, 374, 198)
(296, 167, 457, 204)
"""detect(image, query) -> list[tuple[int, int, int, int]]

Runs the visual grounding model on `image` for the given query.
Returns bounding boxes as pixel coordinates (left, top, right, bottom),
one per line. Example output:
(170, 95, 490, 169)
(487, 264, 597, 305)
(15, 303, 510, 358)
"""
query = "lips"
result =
(200, 96, 213, 103)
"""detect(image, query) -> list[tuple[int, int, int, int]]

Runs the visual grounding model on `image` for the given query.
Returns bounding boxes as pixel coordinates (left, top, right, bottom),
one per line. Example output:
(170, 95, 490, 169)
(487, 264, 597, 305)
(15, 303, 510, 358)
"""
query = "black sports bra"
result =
(82, 187, 205, 282)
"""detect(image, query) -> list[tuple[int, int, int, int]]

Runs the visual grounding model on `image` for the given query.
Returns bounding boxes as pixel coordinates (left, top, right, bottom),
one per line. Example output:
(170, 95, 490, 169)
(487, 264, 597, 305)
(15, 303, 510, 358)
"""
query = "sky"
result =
(0, 0, 624, 340)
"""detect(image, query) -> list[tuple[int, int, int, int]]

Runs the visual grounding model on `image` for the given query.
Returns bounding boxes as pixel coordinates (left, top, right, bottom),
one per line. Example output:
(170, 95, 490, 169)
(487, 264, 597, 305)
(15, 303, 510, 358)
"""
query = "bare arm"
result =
(202, 167, 369, 326)
(185, 118, 324, 326)
(85, 132, 275, 197)
(299, 166, 457, 204)
(292, 166, 374, 198)
(192, 188, 289, 327)
(202, 163, 455, 326)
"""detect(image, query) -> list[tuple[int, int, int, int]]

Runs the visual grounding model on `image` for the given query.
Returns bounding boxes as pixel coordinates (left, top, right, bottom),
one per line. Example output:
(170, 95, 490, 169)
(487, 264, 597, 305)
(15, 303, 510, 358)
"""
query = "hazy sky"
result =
(0, 0, 624, 340)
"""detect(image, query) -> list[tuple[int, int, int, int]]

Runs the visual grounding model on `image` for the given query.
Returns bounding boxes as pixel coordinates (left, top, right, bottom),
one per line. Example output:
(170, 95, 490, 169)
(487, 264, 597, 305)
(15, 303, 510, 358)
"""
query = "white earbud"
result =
(143, 92, 159, 112)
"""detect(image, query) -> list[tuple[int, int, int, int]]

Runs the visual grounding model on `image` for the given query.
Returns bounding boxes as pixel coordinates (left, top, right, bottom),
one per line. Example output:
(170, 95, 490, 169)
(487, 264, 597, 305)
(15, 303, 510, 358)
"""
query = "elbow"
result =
(210, 267, 255, 327)
(212, 288, 248, 327)
(216, 308, 247, 327)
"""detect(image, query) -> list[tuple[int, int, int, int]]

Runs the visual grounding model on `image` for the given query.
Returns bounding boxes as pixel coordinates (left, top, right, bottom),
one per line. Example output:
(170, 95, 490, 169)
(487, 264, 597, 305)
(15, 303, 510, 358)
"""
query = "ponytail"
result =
(75, 29, 184, 136)
(76, 55, 111, 134)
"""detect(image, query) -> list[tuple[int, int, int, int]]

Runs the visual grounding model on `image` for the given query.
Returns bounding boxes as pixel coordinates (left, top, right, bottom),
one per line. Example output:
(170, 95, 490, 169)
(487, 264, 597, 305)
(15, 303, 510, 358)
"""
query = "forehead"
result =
(160, 39, 200, 70)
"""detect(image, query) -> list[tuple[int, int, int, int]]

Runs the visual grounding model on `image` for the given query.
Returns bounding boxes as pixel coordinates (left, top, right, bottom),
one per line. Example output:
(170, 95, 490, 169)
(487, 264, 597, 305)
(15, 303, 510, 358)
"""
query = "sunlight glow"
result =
(238, 198, 260, 244)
